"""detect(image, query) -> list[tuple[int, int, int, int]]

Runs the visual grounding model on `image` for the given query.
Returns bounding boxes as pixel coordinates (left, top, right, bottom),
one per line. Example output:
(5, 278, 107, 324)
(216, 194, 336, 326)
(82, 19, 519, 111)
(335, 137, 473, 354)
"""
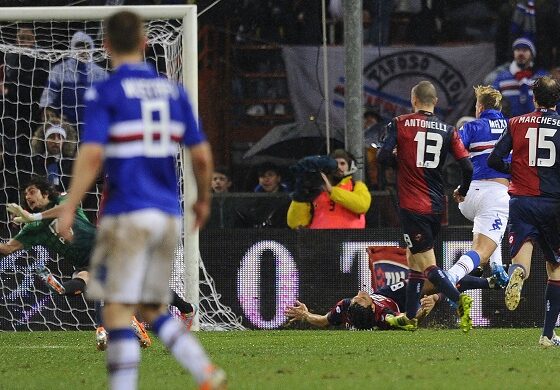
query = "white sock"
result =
(155, 315, 212, 384)
(448, 251, 479, 285)
(106, 329, 140, 390)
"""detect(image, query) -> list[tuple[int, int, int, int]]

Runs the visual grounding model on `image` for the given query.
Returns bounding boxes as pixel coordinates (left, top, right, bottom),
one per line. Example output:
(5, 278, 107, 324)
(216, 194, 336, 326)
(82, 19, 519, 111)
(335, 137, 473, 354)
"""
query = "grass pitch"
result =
(0, 328, 555, 389)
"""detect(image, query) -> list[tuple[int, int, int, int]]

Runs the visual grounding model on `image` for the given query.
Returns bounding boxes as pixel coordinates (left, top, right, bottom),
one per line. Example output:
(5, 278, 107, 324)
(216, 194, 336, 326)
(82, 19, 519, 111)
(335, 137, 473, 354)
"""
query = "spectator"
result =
(211, 167, 233, 193)
(234, 161, 290, 228)
(208, 167, 236, 229)
(254, 162, 290, 193)
(406, 0, 445, 45)
(492, 37, 548, 117)
(30, 119, 77, 191)
(39, 31, 108, 134)
(535, 0, 560, 70)
(363, 109, 386, 189)
(1, 25, 48, 135)
(363, 109, 384, 145)
(0, 25, 49, 201)
(287, 150, 371, 229)
(363, 0, 396, 46)
(285, 0, 322, 45)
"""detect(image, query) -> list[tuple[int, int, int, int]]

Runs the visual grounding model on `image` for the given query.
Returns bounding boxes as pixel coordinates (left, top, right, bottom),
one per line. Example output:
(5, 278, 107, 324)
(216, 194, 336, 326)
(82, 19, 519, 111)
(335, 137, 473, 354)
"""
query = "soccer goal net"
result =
(0, 5, 244, 331)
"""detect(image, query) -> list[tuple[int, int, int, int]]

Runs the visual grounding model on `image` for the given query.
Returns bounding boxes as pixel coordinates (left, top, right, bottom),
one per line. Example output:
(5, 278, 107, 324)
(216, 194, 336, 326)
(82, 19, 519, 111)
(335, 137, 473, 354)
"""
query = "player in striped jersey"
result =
(284, 274, 497, 330)
(284, 281, 439, 330)
(378, 81, 474, 333)
(447, 86, 510, 288)
(57, 10, 225, 389)
(489, 76, 560, 347)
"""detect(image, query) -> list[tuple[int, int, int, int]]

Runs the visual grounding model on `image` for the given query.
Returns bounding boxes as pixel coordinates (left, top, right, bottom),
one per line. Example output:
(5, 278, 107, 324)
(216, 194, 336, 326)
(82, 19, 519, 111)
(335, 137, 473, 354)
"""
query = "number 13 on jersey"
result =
(414, 131, 444, 168)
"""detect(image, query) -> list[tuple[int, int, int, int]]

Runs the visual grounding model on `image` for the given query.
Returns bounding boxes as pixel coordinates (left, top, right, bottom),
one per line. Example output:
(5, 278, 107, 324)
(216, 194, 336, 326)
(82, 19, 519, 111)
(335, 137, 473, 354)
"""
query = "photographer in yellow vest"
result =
(287, 149, 371, 229)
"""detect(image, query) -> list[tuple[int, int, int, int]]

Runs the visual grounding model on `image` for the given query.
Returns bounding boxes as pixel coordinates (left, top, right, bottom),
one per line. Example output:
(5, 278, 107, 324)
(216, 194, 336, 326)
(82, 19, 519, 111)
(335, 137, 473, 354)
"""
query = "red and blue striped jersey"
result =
(493, 108, 560, 198)
(327, 294, 400, 330)
(381, 110, 469, 214)
(82, 63, 206, 216)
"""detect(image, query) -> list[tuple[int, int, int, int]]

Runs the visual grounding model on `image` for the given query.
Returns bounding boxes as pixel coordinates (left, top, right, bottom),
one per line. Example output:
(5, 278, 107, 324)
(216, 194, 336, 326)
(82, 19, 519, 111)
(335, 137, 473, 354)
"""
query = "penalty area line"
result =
(3, 345, 87, 349)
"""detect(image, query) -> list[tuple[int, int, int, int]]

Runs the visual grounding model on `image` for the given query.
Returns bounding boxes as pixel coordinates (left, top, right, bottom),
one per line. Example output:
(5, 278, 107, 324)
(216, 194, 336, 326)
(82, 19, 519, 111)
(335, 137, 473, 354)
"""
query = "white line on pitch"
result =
(3, 345, 88, 349)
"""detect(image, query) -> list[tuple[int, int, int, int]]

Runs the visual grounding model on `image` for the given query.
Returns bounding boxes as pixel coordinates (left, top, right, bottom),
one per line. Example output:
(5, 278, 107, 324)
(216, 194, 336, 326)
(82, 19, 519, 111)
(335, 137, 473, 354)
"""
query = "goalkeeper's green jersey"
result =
(14, 194, 96, 267)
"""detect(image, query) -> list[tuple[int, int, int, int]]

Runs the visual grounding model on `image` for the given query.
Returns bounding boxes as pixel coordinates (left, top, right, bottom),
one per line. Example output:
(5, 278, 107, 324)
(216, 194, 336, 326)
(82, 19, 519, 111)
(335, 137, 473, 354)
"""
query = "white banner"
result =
(282, 44, 495, 129)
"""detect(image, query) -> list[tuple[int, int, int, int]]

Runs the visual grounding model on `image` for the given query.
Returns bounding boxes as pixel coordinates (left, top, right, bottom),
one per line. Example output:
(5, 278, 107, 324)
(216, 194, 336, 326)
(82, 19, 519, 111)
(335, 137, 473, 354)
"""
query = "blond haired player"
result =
(448, 85, 510, 288)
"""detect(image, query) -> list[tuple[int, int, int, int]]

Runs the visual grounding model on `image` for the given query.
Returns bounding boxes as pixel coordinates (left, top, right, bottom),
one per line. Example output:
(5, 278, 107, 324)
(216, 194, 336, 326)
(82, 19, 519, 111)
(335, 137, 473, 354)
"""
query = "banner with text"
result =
(282, 44, 495, 128)
(0, 227, 548, 331)
(201, 228, 546, 330)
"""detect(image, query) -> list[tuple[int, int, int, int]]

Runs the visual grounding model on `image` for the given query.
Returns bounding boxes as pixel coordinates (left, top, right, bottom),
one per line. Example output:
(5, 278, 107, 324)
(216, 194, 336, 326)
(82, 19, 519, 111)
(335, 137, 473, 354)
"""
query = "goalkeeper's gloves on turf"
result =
(7, 203, 42, 224)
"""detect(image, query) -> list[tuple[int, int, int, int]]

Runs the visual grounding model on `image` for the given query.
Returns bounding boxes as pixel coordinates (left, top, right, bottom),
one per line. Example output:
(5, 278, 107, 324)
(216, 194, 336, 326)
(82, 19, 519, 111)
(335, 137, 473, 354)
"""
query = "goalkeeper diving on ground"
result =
(0, 176, 196, 350)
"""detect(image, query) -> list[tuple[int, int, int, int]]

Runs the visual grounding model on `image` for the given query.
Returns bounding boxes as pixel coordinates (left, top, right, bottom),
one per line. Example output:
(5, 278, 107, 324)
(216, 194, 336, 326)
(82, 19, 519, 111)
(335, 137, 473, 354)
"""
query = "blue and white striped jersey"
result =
(459, 109, 511, 181)
(82, 63, 206, 216)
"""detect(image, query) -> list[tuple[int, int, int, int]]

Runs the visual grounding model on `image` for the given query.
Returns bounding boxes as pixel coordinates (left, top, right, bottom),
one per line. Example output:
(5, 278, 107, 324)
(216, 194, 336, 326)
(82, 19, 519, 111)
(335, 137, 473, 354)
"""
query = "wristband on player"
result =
(31, 213, 43, 221)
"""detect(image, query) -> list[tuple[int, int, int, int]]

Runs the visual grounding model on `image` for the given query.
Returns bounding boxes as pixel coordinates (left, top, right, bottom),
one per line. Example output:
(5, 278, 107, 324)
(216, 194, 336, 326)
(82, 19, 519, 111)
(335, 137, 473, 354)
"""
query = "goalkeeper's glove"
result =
(6, 203, 42, 224)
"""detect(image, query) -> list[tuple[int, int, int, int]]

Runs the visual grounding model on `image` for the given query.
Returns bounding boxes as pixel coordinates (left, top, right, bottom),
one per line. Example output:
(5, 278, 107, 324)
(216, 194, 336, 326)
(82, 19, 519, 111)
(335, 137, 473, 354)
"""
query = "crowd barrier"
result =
(201, 228, 547, 329)
(1, 211, 547, 331)
(206, 191, 470, 229)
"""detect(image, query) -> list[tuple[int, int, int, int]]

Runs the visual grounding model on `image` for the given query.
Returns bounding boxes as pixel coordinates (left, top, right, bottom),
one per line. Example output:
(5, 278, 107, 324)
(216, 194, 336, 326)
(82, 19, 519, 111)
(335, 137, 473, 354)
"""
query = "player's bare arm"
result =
(284, 300, 330, 327)
(0, 239, 24, 256)
(58, 143, 104, 240)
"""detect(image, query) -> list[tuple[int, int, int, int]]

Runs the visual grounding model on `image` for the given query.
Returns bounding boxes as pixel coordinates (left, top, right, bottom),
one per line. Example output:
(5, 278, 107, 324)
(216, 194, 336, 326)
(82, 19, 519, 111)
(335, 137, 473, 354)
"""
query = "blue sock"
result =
(543, 280, 560, 339)
(94, 301, 104, 327)
(508, 264, 526, 278)
(425, 265, 460, 303)
(405, 270, 425, 319)
(456, 274, 490, 292)
(106, 328, 140, 390)
(447, 250, 482, 284)
(464, 250, 481, 268)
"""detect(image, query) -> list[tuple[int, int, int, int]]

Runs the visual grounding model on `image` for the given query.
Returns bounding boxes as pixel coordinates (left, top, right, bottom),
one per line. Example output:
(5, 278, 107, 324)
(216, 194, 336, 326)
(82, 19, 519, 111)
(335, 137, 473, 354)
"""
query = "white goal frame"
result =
(0, 5, 201, 329)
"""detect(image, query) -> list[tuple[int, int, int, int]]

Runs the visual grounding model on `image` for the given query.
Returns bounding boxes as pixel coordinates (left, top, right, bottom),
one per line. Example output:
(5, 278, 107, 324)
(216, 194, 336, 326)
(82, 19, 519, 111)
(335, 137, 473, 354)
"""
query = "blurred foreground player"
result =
(57, 10, 226, 389)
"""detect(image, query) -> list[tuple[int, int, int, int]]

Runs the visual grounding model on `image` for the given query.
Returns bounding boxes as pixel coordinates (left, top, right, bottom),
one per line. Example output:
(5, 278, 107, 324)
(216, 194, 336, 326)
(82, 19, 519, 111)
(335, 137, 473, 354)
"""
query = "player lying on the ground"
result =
(285, 275, 497, 330)
(2, 176, 196, 350)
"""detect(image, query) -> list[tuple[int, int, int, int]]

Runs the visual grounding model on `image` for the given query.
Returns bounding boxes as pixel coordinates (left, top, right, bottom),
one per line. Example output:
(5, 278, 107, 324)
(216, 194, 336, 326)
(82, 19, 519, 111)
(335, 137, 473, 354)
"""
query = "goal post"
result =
(0, 6, 242, 331)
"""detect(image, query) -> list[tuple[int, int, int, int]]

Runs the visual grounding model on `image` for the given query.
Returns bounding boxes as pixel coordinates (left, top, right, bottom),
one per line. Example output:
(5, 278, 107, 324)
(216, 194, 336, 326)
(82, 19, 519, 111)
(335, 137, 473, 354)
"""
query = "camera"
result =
(290, 155, 338, 202)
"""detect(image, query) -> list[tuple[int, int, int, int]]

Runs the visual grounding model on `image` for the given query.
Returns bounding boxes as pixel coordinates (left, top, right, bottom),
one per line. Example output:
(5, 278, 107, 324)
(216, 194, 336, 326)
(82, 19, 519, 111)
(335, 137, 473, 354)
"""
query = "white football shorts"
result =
(458, 180, 509, 245)
(87, 209, 181, 304)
